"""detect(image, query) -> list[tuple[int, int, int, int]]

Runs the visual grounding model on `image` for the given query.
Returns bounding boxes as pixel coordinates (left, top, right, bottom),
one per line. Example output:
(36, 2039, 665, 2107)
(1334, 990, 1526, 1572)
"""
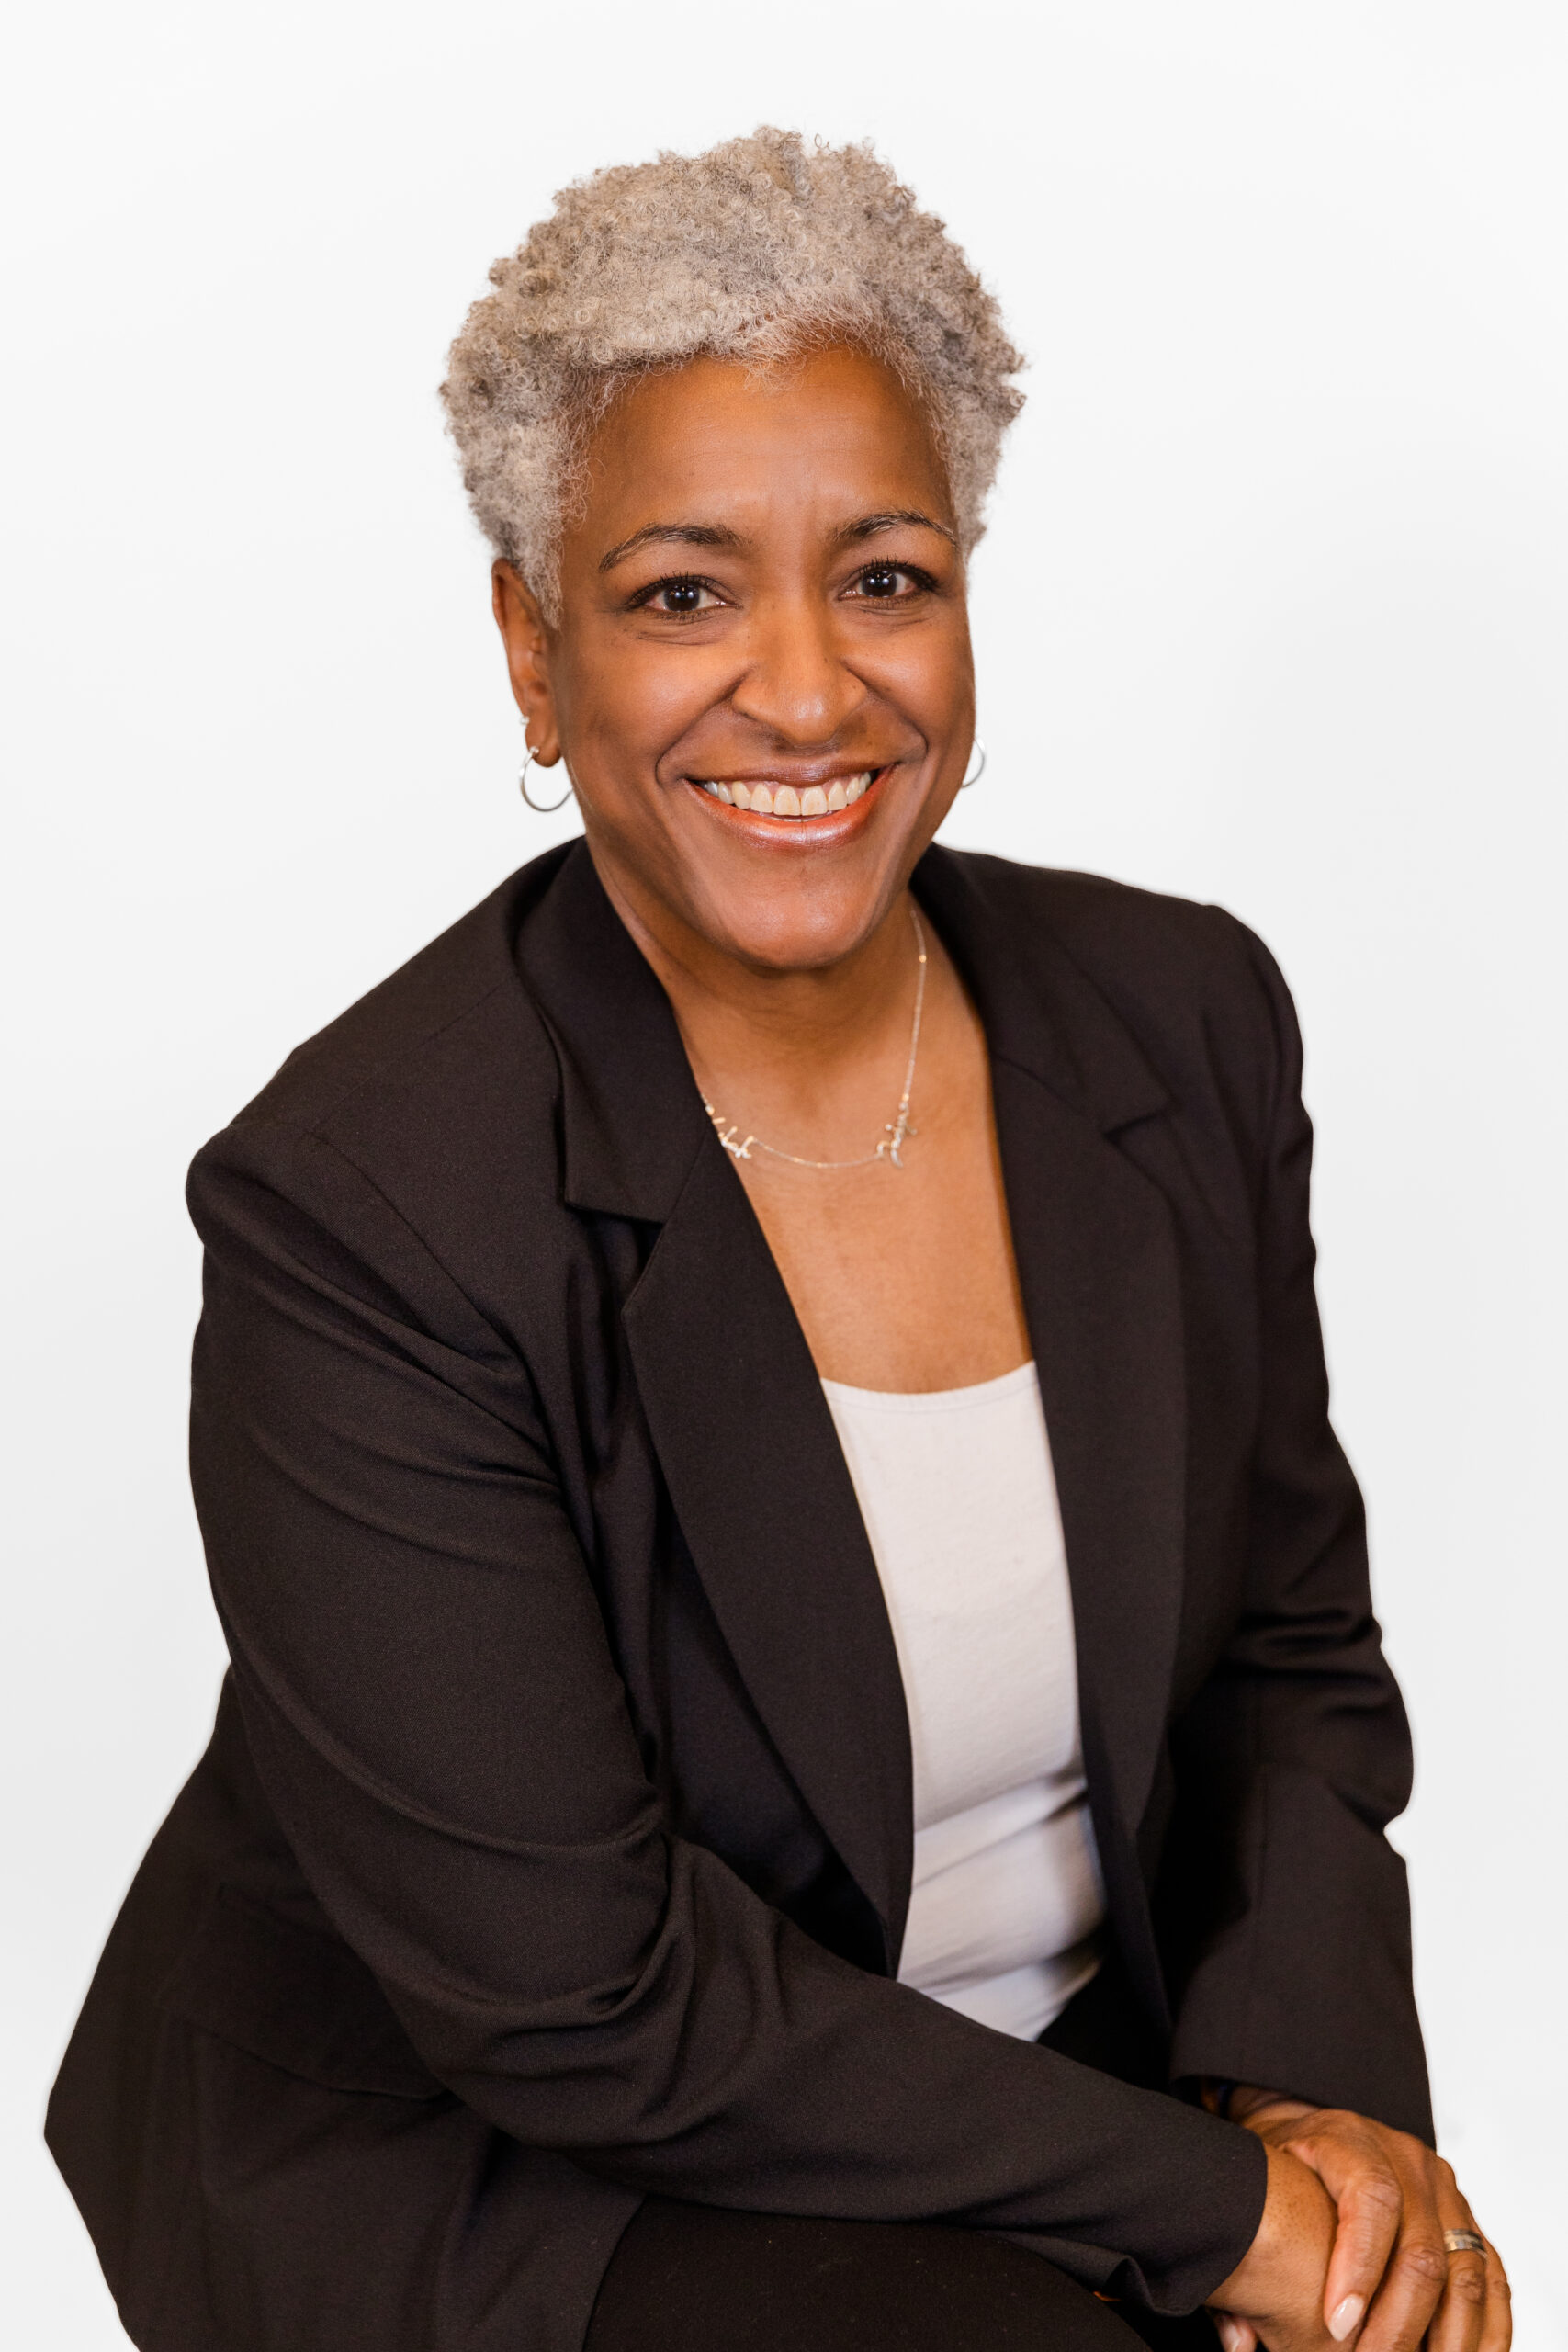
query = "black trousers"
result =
(584, 1965, 1222, 2352)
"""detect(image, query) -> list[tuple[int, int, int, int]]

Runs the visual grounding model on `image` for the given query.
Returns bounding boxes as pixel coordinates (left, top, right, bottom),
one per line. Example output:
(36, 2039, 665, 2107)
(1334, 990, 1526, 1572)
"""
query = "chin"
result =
(696, 876, 900, 974)
(667, 765, 935, 971)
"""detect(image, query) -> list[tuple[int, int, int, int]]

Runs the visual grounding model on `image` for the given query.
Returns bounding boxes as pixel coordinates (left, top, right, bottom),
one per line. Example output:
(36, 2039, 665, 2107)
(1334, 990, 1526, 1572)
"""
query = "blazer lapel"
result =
(622, 1155, 914, 1961)
(990, 1061, 1185, 2022)
(515, 845, 914, 1963)
(916, 854, 1189, 2025)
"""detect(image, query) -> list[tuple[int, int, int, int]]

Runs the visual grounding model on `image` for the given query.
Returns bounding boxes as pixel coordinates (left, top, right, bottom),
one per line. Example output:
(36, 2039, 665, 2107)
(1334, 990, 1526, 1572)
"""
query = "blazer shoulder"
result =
(219, 853, 570, 1147)
(934, 851, 1301, 1155)
(187, 854, 581, 1287)
(964, 854, 1271, 998)
(973, 854, 1291, 1031)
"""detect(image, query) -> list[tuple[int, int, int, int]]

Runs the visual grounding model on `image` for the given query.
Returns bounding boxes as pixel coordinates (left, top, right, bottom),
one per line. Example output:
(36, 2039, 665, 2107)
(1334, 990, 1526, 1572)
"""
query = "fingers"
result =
(1285, 2119, 1402, 2340)
(1477, 2234, 1513, 2352)
(1235, 2104, 1509, 2352)
(1263, 2112, 1443, 2352)
(1213, 2317, 1258, 2352)
(1425, 2171, 1510, 2352)
(1356, 2155, 1508, 2352)
(1351, 2142, 1450, 2352)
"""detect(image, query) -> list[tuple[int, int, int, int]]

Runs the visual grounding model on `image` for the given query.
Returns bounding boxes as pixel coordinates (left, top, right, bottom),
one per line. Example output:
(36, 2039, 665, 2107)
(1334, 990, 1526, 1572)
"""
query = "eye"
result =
(848, 562, 933, 602)
(632, 574, 723, 616)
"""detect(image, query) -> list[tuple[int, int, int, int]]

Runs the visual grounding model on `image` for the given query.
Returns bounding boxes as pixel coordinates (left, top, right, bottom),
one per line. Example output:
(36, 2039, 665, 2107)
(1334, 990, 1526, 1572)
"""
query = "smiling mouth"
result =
(690, 769, 879, 820)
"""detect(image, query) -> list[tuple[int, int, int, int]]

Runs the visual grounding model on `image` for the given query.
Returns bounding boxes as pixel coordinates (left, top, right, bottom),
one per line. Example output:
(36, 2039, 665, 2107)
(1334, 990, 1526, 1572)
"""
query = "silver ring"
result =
(1443, 2230, 1485, 2256)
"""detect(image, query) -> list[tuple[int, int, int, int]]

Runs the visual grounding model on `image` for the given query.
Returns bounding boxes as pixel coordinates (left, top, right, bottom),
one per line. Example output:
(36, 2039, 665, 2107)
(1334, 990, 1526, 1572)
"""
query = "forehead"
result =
(572, 347, 953, 541)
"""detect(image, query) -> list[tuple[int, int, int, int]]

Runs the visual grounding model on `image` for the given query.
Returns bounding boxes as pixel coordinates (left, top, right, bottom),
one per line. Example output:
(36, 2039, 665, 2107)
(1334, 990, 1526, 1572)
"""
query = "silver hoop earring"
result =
(519, 739, 574, 815)
(960, 735, 987, 790)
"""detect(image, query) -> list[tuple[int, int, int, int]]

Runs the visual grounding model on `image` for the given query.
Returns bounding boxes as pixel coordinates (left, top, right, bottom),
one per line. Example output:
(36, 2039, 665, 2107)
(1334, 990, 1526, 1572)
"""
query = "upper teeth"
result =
(701, 772, 873, 816)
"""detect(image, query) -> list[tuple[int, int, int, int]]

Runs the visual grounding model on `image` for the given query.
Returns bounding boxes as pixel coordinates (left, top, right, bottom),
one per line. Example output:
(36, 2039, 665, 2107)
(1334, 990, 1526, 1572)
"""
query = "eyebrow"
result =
(833, 509, 957, 548)
(598, 523, 742, 572)
(597, 508, 957, 573)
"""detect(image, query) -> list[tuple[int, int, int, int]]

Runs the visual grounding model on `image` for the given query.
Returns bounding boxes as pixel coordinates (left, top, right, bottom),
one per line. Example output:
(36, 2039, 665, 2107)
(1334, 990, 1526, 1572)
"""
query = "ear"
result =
(491, 562, 564, 765)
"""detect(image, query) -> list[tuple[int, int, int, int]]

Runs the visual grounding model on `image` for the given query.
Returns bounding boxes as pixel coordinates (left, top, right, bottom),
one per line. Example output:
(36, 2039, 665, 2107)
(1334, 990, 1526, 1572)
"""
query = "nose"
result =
(728, 590, 867, 748)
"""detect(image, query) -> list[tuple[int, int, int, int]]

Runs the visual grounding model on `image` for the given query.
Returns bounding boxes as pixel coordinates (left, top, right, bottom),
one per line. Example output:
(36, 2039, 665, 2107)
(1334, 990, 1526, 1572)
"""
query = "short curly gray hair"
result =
(441, 128, 1024, 616)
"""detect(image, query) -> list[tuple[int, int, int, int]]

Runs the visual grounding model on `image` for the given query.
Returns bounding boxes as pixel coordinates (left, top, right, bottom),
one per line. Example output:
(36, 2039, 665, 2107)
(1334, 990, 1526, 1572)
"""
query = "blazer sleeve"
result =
(1162, 917, 1434, 2142)
(186, 1111, 1264, 2319)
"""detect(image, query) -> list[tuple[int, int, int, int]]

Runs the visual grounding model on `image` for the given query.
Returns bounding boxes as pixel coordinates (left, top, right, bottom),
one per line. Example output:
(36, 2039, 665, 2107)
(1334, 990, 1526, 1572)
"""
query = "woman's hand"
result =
(1207, 2142, 1341, 2350)
(1211, 2090, 1510, 2352)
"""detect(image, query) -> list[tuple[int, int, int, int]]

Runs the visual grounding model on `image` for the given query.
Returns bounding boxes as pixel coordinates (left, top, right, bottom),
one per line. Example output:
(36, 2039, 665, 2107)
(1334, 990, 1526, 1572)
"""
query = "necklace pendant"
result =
(705, 1101, 756, 1161)
(880, 1112, 917, 1169)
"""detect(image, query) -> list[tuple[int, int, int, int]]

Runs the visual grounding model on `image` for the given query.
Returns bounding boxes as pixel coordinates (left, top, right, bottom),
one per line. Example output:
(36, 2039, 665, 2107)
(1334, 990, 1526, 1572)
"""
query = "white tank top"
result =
(820, 1362, 1104, 2041)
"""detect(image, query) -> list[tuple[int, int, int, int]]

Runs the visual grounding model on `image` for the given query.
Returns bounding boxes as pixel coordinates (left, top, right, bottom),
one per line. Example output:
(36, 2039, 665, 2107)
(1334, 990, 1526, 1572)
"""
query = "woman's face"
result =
(494, 345, 976, 974)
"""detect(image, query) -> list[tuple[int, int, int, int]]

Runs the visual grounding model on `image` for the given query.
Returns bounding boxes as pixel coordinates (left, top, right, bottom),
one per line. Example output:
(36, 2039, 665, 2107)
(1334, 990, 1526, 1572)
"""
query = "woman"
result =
(50, 131, 1506, 2352)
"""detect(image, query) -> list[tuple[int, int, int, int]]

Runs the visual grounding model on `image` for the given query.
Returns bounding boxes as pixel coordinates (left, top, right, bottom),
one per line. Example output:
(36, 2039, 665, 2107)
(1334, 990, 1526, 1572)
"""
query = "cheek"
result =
(852, 592, 971, 684)
(566, 636, 728, 776)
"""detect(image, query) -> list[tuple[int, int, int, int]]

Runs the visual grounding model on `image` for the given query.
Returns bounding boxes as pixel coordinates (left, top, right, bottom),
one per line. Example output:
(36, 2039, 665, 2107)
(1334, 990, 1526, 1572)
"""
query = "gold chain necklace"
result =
(701, 907, 928, 1172)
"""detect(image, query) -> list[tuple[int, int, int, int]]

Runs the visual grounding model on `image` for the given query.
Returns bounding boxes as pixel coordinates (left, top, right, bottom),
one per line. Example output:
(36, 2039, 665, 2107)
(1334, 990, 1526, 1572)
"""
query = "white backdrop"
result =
(6, 3, 1565, 2342)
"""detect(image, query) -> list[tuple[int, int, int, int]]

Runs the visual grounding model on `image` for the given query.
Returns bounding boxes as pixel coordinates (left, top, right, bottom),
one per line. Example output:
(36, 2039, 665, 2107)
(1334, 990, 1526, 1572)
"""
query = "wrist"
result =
(1208, 2142, 1337, 2326)
(1202, 2079, 1315, 2127)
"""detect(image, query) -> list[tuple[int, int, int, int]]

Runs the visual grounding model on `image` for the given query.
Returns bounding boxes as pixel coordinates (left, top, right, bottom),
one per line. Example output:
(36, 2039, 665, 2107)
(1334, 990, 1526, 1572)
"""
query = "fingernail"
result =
(1328, 2294, 1366, 2341)
(1213, 2320, 1242, 2352)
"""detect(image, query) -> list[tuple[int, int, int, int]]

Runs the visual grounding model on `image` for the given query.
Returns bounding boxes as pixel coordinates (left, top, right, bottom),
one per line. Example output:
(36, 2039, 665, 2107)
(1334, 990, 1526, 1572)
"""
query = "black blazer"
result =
(48, 842, 1430, 2352)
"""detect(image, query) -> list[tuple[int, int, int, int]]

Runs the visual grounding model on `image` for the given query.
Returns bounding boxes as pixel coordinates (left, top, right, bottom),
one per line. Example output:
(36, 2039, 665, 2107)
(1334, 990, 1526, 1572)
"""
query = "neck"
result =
(589, 854, 931, 1148)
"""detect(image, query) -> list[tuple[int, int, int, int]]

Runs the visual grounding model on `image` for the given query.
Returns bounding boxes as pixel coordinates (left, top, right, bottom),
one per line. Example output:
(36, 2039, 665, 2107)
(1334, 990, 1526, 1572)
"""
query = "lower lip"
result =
(684, 768, 888, 839)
